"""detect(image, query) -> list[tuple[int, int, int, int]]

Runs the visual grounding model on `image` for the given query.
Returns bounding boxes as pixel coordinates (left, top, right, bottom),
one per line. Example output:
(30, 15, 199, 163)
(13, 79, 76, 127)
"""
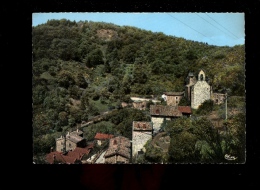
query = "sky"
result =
(32, 12, 244, 47)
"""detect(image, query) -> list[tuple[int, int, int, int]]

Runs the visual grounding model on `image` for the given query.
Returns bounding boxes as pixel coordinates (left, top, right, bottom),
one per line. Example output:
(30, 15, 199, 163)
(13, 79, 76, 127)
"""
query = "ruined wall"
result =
(191, 81, 211, 109)
(212, 93, 226, 105)
(151, 117, 164, 133)
(132, 131, 152, 157)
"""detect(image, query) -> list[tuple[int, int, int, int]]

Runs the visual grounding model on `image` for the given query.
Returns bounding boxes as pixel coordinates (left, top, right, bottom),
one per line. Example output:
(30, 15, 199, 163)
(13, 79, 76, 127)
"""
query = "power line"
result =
(195, 13, 238, 40)
(204, 13, 240, 39)
(167, 13, 218, 45)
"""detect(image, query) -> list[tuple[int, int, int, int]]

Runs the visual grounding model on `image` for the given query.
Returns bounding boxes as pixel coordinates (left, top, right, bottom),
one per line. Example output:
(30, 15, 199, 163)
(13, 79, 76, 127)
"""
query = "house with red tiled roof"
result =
(150, 105, 182, 133)
(178, 106, 192, 117)
(104, 136, 131, 164)
(94, 133, 114, 146)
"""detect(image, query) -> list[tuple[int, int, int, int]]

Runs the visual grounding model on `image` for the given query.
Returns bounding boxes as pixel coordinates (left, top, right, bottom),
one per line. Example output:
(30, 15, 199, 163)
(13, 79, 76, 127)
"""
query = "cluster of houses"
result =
(46, 70, 226, 164)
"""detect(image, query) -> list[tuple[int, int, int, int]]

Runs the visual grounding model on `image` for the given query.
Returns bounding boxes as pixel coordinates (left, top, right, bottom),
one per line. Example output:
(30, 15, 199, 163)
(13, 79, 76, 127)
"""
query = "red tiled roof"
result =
(67, 147, 90, 160)
(178, 106, 192, 114)
(46, 151, 77, 164)
(46, 147, 91, 164)
(46, 151, 65, 164)
(150, 105, 182, 117)
(94, 133, 114, 140)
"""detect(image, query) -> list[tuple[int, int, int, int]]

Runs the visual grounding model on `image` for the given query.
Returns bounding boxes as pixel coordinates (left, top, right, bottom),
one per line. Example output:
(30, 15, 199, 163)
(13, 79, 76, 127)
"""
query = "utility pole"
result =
(225, 92, 227, 120)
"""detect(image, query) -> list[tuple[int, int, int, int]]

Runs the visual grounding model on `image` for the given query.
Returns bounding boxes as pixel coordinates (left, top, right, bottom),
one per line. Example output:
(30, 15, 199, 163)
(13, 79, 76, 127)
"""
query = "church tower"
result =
(191, 70, 211, 109)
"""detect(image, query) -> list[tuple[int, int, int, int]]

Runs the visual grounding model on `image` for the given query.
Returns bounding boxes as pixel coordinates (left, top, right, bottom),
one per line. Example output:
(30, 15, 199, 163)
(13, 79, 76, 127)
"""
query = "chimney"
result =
(50, 147, 53, 152)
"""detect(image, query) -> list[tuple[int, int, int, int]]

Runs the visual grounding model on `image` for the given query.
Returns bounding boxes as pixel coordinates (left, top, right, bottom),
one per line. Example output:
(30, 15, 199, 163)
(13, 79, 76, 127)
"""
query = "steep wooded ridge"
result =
(32, 19, 245, 163)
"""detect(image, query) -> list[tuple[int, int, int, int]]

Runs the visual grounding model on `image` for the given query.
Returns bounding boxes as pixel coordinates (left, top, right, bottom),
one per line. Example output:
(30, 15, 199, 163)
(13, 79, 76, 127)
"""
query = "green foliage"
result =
(57, 70, 75, 88)
(196, 99, 214, 115)
(85, 49, 104, 67)
(178, 96, 190, 106)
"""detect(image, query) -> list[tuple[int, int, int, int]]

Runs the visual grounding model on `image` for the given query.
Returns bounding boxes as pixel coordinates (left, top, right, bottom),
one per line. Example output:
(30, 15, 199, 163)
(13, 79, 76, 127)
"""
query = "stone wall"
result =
(132, 131, 152, 157)
(166, 95, 182, 106)
(191, 81, 211, 109)
(56, 138, 65, 152)
(151, 117, 164, 133)
(212, 93, 226, 105)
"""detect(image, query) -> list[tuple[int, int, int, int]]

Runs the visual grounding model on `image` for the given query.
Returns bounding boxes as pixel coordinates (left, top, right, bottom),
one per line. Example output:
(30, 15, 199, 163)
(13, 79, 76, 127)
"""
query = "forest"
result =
(32, 19, 245, 163)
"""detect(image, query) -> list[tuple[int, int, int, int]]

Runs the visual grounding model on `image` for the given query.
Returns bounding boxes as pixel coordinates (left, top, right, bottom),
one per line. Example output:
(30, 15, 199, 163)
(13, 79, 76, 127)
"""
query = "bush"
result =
(196, 99, 214, 115)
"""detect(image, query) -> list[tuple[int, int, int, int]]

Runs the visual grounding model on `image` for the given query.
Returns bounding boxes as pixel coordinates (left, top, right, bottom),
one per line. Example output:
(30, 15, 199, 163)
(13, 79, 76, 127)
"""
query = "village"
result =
(45, 69, 230, 164)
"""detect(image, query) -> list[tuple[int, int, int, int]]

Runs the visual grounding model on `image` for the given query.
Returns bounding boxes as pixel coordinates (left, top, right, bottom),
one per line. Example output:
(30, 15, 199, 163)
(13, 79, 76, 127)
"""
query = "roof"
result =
(67, 147, 91, 160)
(70, 129, 83, 136)
(104, 136, 131, 159)
(178, 106, 192, 114)
(94, 133, 114, 140)
(46, 151, 78, 164)
(150, 105, 182, 117)
(164, 92, 184, 96)
(133, 121, 152, 131)
(66, 134, 84, 143)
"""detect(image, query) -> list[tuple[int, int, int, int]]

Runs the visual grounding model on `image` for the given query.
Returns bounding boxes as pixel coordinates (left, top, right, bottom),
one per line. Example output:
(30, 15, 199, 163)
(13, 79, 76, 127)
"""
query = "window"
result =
(156, 109, 160, 114)
(69, 143, 71, 147)
(200, 74, 204, 81)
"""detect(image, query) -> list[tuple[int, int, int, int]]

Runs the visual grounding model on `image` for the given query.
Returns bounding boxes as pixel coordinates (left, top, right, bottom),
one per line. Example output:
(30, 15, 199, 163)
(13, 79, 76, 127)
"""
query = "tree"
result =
(85, 49, 104, 67)
(196, 99, 214, 115)
(193, 117, 225, 163)
(76, 73, 88, 88)
(168, 131, 198, 163)
(57, 70, 75, 88)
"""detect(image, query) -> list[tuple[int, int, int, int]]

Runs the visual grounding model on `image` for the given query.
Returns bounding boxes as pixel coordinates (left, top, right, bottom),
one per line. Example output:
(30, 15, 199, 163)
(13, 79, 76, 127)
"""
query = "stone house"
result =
(150, 105, 182, 133)
(132, 121, 153, 157)
(104, 136, 131, 164)
(94, 132, 114, 146)
(163, 92, 184, 106)
(56, 129, 86, 152)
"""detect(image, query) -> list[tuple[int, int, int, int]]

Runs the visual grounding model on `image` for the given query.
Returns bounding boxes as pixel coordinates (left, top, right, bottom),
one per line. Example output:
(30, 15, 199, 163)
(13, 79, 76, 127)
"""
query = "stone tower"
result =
(191, 70, 211, 109)
(185, 71, 197, 101)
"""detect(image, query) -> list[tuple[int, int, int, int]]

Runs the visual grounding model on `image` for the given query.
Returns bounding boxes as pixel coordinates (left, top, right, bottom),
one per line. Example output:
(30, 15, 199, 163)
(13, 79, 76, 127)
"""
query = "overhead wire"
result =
(204, 13, 240, 39)
(167, 13, 218, 45)
(195, 13, 238, 40)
